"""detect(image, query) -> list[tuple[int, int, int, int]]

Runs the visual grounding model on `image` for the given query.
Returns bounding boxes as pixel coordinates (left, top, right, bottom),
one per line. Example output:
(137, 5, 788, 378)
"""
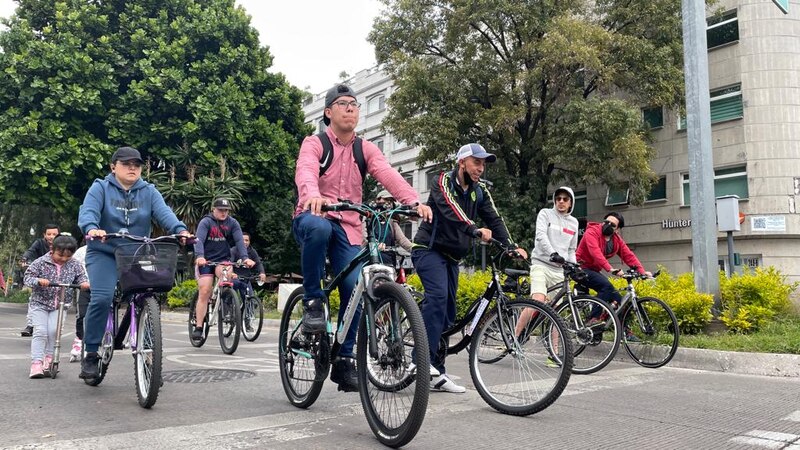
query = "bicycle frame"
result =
(204, 262, 237, 328)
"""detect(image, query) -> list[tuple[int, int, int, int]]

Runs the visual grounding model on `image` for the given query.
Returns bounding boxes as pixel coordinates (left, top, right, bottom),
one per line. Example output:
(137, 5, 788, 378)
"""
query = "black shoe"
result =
(20, 325, 33, 337)
(301, 299, 326, 334)
(330, 357, 358, 392)
(245, 319, 254, 333)
(191, 327, 204, 340)
(80, 352, 100, 379)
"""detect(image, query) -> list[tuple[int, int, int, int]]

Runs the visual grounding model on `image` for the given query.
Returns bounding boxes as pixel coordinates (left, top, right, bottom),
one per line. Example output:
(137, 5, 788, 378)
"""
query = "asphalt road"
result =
(1, 302, 799, 449)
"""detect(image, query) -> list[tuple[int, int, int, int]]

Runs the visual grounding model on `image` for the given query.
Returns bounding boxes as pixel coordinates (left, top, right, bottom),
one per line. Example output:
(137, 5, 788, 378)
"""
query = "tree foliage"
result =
(369, 0, 685, 248)
(0, 0, 310, 273)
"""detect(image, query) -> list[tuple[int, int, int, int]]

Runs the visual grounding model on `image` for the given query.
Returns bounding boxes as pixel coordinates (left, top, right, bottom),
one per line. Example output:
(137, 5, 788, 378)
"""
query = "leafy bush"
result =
(261, 291, 278, 311)
(407, 270, 493, 319)
(2, 288, 31, 303)
(719, 266, 798, 333)
(167, 279, 197, 309)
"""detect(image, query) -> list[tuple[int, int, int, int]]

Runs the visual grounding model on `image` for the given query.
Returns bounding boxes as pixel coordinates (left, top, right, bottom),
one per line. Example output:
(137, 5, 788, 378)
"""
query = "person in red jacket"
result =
(575, 212, 652, 311)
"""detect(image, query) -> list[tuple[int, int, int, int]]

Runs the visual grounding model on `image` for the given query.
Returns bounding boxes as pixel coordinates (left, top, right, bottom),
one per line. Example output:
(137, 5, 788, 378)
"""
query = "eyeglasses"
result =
(119, 161, 143, 168)
(555, 196, 571, 202)
(332, 100, 361, 109)
(603, 220, 618, 229)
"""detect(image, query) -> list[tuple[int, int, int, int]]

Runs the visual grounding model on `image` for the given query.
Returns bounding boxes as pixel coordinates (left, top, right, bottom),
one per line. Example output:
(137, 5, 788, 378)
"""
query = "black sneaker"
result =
(191, 327, 204, 340)
(245, 319, 254, 333)
(20, 325, 33, 337)
(79, 352, 100, 379)
(301, 299, 326, 334)
(330, 356, 358, 392)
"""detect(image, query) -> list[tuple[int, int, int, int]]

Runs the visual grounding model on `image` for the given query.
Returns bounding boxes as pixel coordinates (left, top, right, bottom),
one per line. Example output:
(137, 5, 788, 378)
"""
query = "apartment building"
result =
(301, 0, 800, 282)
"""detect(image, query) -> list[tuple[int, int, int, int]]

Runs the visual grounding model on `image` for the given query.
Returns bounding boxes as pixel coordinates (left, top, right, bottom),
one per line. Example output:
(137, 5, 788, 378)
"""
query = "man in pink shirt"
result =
(293, 84, 432, 392)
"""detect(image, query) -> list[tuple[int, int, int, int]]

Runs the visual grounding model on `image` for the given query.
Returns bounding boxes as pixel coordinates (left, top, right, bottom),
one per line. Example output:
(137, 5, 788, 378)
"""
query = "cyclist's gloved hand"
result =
(549, 253, 565, 264)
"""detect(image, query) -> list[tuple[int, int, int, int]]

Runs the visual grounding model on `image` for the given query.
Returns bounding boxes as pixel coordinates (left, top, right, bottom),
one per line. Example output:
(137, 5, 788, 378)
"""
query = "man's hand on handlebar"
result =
(87, 229, 107, 241)
(304, 197, 329, 216)
(196, 257, 207, 267)
(80, 282, 90, 290)
(511, 248, 528, 260)
(244, 258, 256, 268)
(475, 228, 492, 242)
(416, 204, 433, 223)
(549, 252, 565, 264)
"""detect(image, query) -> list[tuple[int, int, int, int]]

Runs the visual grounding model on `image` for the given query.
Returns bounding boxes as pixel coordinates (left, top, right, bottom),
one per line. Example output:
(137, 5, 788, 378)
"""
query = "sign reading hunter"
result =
(662, 219, 692, 229)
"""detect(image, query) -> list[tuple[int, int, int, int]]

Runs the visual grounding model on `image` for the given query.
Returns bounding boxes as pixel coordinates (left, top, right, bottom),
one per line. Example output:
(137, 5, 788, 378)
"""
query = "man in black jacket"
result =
(19, 224, 60, 336)
(412, 144, 527, 393)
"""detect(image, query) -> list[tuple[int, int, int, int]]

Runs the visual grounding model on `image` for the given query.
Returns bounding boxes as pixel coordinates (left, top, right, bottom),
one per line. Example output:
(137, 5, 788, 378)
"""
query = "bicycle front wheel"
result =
(218, 288, 242, 355)
(470, 299, 573, 416)
(555, 295, 621, 375)
(241, 294, 264, 342)
(358, 282, 429, 448)
(278, 286, 329, 408)
(135, 295, 162, 408)
(621, 296, 679, 368)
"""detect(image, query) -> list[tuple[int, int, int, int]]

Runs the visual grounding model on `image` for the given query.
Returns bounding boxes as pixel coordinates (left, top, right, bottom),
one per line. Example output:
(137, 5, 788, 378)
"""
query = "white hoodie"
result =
(530, 186, 580, 268)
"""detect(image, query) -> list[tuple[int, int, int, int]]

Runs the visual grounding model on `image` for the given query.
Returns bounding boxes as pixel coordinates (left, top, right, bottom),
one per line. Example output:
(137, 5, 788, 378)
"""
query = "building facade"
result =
(301, 0, 800, 285)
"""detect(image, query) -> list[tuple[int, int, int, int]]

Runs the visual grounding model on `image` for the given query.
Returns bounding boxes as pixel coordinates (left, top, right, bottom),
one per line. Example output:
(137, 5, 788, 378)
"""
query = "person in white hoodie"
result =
(515, 187, 579, 347)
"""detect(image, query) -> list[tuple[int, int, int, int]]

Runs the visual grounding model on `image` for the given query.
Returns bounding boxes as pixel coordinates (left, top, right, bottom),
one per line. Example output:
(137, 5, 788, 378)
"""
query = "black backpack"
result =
(317, 132, 367, 181)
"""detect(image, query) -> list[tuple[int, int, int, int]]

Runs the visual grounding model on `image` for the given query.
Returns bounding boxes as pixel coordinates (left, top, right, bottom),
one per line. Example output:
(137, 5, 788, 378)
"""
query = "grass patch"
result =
(680, 317, 800, 354)
(2, 289, 30, 304)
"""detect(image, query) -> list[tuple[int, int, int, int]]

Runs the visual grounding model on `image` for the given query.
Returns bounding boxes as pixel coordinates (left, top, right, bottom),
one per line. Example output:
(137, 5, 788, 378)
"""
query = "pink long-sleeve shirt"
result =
(294, 128, 419, 245)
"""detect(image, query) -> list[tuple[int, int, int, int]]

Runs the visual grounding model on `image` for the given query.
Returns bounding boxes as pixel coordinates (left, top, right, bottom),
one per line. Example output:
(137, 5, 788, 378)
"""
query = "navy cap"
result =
(212, 198, 232, 210)
(111, 146, 144, 163)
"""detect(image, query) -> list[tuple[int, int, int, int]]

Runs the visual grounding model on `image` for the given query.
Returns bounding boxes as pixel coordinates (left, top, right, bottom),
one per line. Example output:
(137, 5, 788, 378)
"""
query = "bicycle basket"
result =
(114, 242, 179, 294)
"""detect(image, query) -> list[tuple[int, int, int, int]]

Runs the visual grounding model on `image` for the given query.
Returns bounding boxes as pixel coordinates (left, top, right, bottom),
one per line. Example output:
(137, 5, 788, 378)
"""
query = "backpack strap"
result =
(317, 132, 367, 181)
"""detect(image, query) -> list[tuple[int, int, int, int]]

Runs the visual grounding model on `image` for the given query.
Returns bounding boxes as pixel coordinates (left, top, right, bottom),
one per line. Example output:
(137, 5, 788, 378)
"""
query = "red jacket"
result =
(575, 222, 645, 274)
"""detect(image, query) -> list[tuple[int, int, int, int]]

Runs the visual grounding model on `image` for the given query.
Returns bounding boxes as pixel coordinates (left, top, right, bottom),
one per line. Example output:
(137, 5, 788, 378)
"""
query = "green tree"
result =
(0, 0, 309, 273)
(369, 0, 685, 248)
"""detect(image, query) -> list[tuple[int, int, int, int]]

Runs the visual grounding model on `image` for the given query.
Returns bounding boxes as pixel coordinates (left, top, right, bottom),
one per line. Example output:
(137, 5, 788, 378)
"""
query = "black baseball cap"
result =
(213, 198, 232, 210)
(111, 146, 144, 164)
(323, 84, 358, 126)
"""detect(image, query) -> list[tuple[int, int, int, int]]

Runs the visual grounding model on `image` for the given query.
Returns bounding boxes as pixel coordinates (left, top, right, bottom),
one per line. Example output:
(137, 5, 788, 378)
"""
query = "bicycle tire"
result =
(188, 292, 209, 347)
(358, 282, 429, 448)
(469, 299, 572, 416)
(83, 330, 113, 386)
(621, 296, 679, 368)
(135, 295, 162, 408)
(241, 293, 263, 342)
(278, 286, 329, 409)
(218, 287, 242, 355)
(554, 295, 622, 375)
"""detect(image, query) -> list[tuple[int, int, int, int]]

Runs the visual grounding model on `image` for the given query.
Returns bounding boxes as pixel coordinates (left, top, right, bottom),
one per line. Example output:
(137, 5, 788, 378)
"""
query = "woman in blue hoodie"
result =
(77, 146, 189, 381)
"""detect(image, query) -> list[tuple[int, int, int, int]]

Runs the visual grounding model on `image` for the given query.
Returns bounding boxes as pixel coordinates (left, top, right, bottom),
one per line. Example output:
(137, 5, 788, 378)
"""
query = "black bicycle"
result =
(234, 273, 264, 342)
(421, 237, 574, 416)
(278, 201, 429, 448)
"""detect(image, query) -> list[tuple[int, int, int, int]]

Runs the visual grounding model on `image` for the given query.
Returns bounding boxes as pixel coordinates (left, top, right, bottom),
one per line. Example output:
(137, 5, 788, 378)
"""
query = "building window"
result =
(682, 166, 748, 206)
(426, 170, 440, 192)
(573, 190, 587, 218)
(317, 118, 326, 133)
(707, 10, 738, 50)
(678, 84, 743, 129)
(646, 177, 667, 202)
(371, 137, 384, 152)
(642, 106, 664, 129)
(402, 171, 413, 188)
(367, 93, 386, 114)
(606, 184, 630, 206)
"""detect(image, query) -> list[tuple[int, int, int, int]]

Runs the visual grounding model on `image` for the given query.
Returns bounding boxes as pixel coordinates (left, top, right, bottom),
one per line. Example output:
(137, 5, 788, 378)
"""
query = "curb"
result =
(3, 302, 798, 377)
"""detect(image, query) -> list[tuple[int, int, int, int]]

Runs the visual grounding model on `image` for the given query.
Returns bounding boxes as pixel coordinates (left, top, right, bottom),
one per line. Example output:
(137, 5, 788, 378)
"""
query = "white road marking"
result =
(784, 411, 800, 422)
(730, 430, 800, 449)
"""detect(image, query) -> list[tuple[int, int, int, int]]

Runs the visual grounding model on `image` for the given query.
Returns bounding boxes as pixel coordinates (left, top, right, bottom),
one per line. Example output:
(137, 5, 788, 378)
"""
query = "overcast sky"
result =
(0, 0, 382, 94)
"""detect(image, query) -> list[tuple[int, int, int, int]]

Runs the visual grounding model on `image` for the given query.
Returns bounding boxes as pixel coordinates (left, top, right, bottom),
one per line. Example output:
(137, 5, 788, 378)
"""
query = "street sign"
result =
(772, 0, 789, 14)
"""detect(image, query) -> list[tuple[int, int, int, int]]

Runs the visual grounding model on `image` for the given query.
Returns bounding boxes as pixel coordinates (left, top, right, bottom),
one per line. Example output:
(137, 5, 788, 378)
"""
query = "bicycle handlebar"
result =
(87, 232, 196, 245)
(321, 200, 421, 218)
(42, 282, 85, 289)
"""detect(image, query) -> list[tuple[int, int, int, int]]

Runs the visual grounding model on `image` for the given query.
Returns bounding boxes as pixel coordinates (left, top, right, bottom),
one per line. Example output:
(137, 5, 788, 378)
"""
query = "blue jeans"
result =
(412, 248, 459, 374)
(292, 212, 362, 357)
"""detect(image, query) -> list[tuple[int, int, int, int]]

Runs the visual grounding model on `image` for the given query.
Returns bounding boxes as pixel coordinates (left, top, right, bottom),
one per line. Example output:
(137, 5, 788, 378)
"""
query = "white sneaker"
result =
(69, 338, 82, 363)
(430, 374, 466, 393)
(407, 362, 441, 378)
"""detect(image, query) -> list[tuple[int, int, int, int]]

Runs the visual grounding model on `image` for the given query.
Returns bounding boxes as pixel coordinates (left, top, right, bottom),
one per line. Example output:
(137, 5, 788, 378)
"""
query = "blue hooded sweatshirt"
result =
(78, 174, 187, 254)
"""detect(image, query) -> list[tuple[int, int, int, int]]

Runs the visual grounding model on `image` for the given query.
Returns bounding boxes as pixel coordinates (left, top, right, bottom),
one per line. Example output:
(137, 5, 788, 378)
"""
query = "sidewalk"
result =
(4, 302, 799, 377)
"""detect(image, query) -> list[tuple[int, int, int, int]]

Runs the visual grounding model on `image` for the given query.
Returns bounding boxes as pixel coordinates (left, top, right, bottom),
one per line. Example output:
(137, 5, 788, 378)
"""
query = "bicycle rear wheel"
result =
(218, 288, 242, 355)
(358, 282, 429, 448)
(278, 287, 329, 408)
(241, 293, 263, 342)
(555, 295, 621, 375)
(134, 295, 162, 408)
(188, 292, 209, 347)
(621, 296, 679, 368)
(470, 299, 572, 416)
